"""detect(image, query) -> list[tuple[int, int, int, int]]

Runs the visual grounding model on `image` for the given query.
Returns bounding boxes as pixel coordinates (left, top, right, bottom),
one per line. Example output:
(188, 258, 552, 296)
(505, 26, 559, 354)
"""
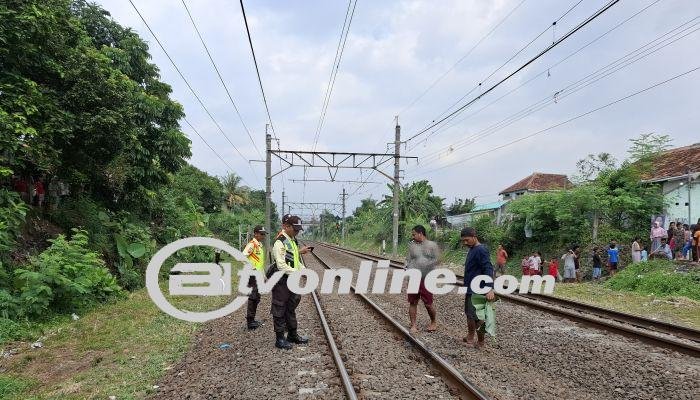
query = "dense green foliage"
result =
(0, 1, 274, 334)
(0, 189, 28, 252)
(0, 230, 122, 319)
(605, 260, 700, 300)
(1, 0, 191, 206)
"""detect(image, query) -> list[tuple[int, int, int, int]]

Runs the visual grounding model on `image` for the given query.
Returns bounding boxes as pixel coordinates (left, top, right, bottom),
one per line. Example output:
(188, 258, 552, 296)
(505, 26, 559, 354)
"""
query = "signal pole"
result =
(265, 127, 272, 260)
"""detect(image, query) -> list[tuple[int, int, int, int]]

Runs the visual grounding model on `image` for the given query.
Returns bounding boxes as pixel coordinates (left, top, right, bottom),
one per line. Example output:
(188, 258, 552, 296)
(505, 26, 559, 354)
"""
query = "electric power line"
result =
(408, 0, 588, 150)
(312, 0, 358, 151)
(239, 0, 278, 139)
(180, 0, 262, 159)
(411, 17, 699, 167)
(406, 0, 620, 143)
(127, 0, 258, 184)
(183, 118, 237, 175)
(409, 0, 664, 150)
(411, 65, 700, 177)
(397, 0, 528, 119)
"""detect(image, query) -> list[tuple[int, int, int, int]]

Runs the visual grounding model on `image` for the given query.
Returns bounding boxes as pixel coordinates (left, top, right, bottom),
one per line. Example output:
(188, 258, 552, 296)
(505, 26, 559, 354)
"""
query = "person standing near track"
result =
(242, 225, 267, 330)
(495, 244, 508, 277)
(406, 225, 440, 334)
(270, 215, 312, 350)
(460, 227, 494, 348)
(561, 248, 577, 283)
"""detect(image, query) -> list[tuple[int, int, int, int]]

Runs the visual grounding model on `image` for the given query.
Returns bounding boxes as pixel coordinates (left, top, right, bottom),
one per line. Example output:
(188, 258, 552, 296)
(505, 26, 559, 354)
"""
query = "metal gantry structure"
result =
(264, 123, 416, 256)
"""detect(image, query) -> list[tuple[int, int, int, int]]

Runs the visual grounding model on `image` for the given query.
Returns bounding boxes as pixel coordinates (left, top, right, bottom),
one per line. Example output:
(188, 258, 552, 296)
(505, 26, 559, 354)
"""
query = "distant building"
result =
(499, 172, 572, 201)
(641, 143, 700, 225)
(446, 200, 508, 227)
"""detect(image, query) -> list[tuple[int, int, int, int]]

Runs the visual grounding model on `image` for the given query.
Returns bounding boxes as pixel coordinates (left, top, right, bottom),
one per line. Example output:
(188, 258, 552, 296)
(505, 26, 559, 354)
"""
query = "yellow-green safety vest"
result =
(280, 236, 301, 270)
(247, 240, 265, 271)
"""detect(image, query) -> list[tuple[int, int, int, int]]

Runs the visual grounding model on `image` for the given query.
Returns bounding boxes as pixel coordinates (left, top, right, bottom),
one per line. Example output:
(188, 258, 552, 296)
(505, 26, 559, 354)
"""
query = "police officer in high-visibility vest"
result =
(271, 214, 312, 349)
(242, 225, 267, 330)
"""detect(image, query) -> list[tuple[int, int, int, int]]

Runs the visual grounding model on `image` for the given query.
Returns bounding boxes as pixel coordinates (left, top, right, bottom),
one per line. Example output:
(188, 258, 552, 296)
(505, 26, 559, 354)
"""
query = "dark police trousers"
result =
(271, 275, 300, 333)
(246, 276, 261, 321)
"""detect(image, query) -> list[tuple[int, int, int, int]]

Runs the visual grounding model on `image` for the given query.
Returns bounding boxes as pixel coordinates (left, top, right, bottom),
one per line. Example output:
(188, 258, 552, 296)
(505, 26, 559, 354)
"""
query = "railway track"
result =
(302, 250, 490, 400)
(313, 241, 700, 357)
(309, 289, 358, 400)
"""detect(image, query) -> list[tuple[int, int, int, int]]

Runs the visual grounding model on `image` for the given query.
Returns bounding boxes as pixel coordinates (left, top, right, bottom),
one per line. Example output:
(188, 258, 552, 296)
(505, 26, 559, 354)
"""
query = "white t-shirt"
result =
(528, 256, 541, 271)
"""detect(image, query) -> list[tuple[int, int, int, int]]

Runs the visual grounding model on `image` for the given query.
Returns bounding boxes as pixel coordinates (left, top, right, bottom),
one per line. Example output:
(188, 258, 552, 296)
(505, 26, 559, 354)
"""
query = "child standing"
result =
(607, 242, 620, 277)
(547, 258, 560, 282)
(592, 247, 603, 281)
(521, 256, 530, 276)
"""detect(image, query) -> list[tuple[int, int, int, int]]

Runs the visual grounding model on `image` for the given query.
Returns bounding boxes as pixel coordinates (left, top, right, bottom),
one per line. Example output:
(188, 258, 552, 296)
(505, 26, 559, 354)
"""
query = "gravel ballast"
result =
(313, 244, 700, 400)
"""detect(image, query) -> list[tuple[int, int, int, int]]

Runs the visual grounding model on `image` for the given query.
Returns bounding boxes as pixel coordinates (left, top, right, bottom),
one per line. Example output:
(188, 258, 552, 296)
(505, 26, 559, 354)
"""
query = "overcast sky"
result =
(96, 0, 700, 217)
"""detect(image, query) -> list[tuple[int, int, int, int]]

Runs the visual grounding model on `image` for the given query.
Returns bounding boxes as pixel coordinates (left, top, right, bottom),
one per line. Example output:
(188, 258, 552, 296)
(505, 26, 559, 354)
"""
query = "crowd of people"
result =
(651, 220, 700, 262)
(506, 220, 700, 283)
(9, 175, 69, 209)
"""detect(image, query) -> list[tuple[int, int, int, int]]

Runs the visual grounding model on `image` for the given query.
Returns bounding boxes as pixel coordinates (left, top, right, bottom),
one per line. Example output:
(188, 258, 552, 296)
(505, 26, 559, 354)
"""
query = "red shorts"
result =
(407, 279, 434, 305)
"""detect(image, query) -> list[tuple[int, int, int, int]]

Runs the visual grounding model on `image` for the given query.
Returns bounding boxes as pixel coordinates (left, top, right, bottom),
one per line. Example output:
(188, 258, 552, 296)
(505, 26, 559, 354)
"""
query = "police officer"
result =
(271, 214, 312, 349)
(242, 225, 267, 329)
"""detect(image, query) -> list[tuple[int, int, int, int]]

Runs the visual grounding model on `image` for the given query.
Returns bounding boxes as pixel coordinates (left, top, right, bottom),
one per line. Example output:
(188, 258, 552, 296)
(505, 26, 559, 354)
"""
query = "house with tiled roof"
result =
(499, 172, 572, 201)
(641, 143, 700, 225)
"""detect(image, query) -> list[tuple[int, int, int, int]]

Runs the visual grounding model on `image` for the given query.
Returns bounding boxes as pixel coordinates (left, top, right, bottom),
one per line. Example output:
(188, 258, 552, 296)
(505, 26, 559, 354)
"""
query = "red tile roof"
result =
(499, 172, 572, 195)
(641, 143, 700, 181)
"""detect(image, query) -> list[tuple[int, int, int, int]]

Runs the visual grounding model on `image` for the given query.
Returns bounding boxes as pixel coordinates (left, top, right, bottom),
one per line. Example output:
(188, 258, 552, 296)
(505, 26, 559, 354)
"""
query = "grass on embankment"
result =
(0, 282, 237, 400)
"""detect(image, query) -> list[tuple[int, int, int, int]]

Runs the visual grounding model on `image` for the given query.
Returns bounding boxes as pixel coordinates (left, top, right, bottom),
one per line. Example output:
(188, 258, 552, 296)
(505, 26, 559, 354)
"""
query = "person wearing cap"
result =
(242, 225, 267, 330)
(270, 214, 312, 349)
(460, 227, 495, 348)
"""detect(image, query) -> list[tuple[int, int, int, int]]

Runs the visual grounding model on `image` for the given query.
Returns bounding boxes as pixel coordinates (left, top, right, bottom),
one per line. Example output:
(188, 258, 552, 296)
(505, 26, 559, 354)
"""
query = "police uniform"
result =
(271, 215, 308, 349)
(242, 226, 266, 329)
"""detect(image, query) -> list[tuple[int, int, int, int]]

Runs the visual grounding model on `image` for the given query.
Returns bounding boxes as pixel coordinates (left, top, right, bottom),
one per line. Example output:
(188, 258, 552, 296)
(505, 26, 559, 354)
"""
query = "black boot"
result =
(287, 330, 309, 344)
(247, 319, 261, 330)
(275, 332, 292, 350)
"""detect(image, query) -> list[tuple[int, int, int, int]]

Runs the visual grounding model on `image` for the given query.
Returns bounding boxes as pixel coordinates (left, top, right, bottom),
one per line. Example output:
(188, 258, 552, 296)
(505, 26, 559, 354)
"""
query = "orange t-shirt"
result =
(496, 249, 508, 265)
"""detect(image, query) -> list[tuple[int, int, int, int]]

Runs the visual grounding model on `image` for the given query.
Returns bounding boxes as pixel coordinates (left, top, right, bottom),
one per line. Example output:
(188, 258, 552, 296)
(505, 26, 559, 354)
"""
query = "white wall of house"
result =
(662, 180, 700, 225)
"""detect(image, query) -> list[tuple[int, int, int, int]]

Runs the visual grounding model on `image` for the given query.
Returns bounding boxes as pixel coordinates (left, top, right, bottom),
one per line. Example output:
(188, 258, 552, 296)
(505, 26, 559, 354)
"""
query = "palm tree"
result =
(220, 173, 249, 211)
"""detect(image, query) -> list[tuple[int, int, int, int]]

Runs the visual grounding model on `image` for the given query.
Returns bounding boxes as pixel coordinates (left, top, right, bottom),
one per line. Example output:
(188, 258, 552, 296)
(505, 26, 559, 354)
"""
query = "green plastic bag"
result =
(471, 294, 496, 337)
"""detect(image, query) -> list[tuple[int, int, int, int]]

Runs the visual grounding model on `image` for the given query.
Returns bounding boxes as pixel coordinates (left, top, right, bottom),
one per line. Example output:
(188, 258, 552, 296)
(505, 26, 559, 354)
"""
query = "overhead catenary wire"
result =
(183, 118, 238, 176)
(408, 0, 588, 150)
(312, 0, 358, 151)
(239, 0, 278, 139)
(180, 0, 262, 159)
(396, 0, 528, 119)
(127, 0, 259, 185)
(406, 0, 621, 144)
(411, 65, 700, 177)
(358, 0, 592, 198)
(411, 17, 699, 167)
(410, 0, 664, 150)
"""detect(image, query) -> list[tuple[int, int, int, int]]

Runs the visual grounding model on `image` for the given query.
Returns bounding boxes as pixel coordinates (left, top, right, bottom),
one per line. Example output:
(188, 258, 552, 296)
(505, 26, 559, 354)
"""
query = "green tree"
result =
(447, 197, 475, 215)
(220, 173, 250, 211)
(0, 0, 191, 207)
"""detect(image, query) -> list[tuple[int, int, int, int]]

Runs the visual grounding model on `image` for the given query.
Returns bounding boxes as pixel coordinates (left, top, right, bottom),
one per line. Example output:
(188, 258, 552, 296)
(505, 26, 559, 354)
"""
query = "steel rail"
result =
(312, 242, 700, 358)
(309, 288, 358, 400)
(303, 250, 491, 400)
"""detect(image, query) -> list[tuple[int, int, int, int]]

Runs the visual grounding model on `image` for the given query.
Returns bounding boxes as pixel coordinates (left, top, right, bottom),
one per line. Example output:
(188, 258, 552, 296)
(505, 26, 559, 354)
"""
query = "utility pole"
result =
(265, 127, 272, 261)
(341, 187, 347, 244)
(320, 213, 324, 241)
(392, 119, 401, 257)
(281, 190, 286, 218)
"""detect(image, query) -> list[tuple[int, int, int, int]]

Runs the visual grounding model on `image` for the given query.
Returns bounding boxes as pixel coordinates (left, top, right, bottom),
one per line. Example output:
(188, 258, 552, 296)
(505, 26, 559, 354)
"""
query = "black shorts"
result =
(609, 262, 618, 270)
(464, 294, 478, 321)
